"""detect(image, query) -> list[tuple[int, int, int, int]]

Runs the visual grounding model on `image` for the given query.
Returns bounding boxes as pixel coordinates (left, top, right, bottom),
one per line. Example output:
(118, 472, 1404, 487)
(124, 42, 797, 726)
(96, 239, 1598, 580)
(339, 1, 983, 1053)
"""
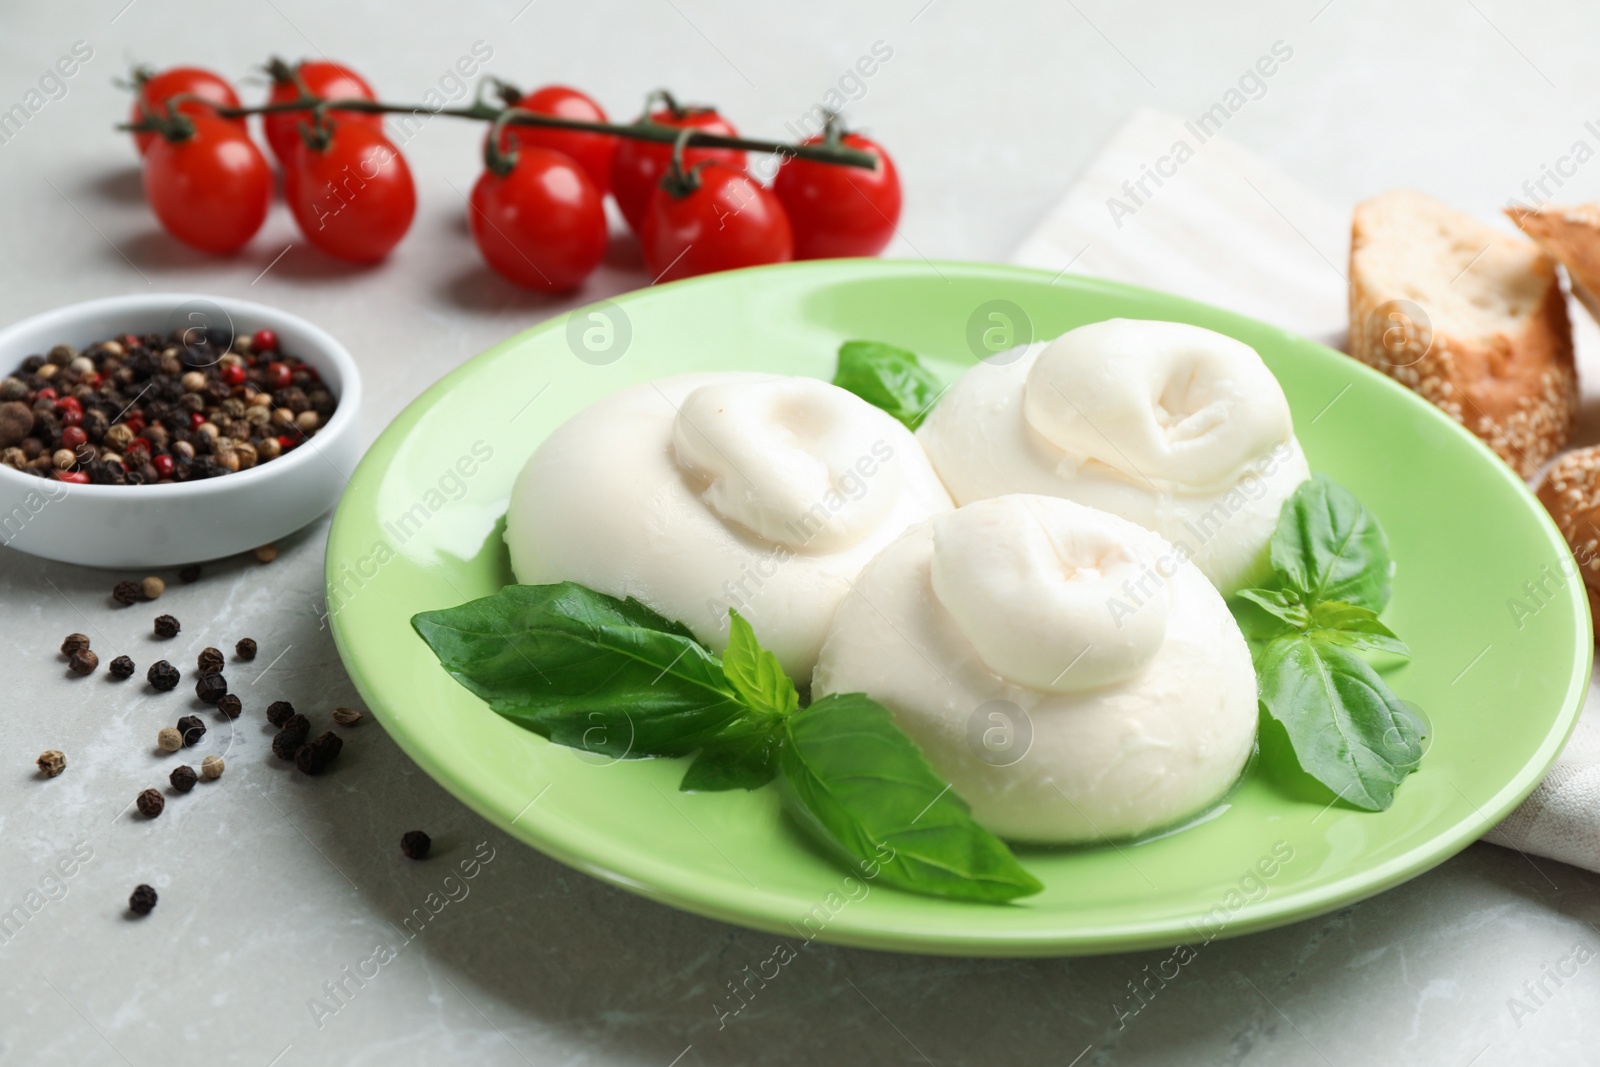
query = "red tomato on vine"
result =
(641, 162, 792, 283)
(497, 85, 616, 197)
(128, 67, 244, 156)
(264, 59, 383, 167)
(774, 129, 901, 259)
(143, 113, 271, 254)
(611, 95, 744, 235)
(470, 145, 607, 292)
(285, 122, 416, 263)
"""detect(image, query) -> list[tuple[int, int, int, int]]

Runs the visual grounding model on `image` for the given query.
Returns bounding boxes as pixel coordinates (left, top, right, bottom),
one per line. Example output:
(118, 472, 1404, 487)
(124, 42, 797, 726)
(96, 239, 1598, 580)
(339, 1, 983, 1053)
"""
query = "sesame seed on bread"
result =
(1349, 189, 1576, 479)
(1536, 445, 1600, 638)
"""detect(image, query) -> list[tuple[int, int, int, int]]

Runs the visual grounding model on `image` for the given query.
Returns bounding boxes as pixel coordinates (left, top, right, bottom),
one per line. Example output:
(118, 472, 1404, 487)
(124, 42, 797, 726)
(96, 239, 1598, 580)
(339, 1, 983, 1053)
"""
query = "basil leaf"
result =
(1270, 474, 1393, 611)
(1236, 587, 1310, 630)
(411, 583, 744, 758)
(1229, 589, 1305, 655)
(832, 340, 945, 430)
(722, 610, 799, 719)
(1307, 601, 1411, 657)
(1257, 633, 1424, 811)
(778, 692, 1042, 903)
(680, 720, 784, 792)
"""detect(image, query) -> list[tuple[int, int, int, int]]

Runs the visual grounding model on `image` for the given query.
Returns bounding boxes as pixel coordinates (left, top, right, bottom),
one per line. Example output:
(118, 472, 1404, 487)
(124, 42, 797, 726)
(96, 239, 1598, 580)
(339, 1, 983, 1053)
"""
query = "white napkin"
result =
(1010, 107, 1600, 874)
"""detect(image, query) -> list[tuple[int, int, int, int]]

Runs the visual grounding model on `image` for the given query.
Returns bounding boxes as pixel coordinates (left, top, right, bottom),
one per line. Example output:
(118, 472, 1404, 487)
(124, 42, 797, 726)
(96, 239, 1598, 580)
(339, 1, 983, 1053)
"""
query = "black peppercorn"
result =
(68, 649, 99, 676)
(169, 764, 198, 793)
(153, 614, 180, 639)
(400, 830, 431, 860)
(178, 565, 201, 583)
(136, 788, 164, 818)
(197, 647, 224, 675)
(266, 700, 295, 727)
(216, 693, 242, 719)
(176, 714, 205, 746)
(271, 714, 310, 759)
(147, 660, 179, 690)
(86, 459, 128, 485)
(109, 654, 135, 679)
(194, 672, 227, 705)
(235, 637, 257, 660)
(112, 580, 140, 606)
(60, 633, 89, 656)
(82, 408, 109, 442)
(293, 744, 322, 775)
(294, 731, 343, 776)
(129, 884, 158, 915)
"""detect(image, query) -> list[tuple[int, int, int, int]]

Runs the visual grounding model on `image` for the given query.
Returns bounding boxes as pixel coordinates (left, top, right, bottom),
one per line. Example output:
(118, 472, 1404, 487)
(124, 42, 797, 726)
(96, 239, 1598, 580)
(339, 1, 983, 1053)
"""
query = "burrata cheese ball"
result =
(504, 372, 953, 681)
(917, 318, 1310, 594)
(812, 494, 1258, 844)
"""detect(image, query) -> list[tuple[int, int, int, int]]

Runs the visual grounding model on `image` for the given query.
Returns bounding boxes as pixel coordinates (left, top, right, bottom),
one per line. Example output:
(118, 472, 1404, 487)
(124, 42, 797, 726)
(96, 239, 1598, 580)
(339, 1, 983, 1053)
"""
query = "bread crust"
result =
(1507, 203, 1600, 323)
(1537, 445, 1600, 641)
(1349, 194, 1576, 479)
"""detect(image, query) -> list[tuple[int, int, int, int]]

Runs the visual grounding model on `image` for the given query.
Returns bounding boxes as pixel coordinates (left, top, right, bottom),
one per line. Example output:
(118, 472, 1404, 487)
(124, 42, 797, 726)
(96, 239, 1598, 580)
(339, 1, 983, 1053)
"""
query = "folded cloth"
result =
(1011, 107, 1600, 874)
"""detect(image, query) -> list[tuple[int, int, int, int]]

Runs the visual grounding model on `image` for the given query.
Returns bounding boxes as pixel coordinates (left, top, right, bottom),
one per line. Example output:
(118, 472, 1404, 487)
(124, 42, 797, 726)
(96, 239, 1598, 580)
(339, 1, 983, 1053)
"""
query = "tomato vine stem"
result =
(121, 86, 878, 169)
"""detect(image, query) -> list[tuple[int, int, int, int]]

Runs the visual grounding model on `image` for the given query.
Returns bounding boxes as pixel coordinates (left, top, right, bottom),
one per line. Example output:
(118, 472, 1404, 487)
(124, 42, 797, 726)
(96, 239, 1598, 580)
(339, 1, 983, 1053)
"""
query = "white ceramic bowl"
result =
(0, 293, 361, 568)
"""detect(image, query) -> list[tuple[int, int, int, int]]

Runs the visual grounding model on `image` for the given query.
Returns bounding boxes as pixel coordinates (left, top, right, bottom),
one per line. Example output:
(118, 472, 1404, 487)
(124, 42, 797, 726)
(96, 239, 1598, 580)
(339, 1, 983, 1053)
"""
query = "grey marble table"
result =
(4, 0, 1600, 1063)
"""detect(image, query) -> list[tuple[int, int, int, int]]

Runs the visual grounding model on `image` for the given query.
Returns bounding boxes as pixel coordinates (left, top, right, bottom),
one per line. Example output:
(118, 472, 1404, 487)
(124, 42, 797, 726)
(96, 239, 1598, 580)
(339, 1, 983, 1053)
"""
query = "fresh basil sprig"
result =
(411, 583, 744, 758)
(781, 693, 1043, 903)
(412, 585, 1041, 903)
(831, 340, 944, 430)
(1232, 475, 1424, 811)
(1269, 474, 1394, 611)
(721, 610, 798, 719)
(1256, 635, 1423, 811)
(679, 612, 790, 791)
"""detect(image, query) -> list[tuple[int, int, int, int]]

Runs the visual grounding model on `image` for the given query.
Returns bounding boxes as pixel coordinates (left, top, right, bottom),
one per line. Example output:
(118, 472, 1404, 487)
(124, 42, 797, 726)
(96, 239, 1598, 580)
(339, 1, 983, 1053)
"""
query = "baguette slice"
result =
(1507, 203, 1600, 323)
(1349, 189, 1576, 478)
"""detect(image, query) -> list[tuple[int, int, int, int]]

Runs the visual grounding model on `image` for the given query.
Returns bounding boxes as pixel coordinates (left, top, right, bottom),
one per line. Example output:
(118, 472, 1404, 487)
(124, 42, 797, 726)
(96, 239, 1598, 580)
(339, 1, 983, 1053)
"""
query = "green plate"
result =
(326, 260, 1590, 956)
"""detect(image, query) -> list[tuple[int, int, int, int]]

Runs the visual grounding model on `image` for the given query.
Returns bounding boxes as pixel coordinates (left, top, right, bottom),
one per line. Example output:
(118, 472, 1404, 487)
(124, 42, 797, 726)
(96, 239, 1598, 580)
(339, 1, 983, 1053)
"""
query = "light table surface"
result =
(3, 1, 1600, 1063)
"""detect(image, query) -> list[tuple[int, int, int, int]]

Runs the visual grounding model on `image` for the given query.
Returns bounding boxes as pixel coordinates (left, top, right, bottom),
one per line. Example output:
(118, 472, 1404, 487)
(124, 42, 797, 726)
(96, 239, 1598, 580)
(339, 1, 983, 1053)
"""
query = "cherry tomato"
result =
(469, 146, 607, 292)
(285, 123, 416, 263)
(129, 67, 244, 156)
(143, 114, 272, 255)
(641, 164, 793, 283)
(493, 85, 616, 197)
(774, 132, 901, 260)
(263, 60, 383, 167)
(611, 104, 744, 235)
